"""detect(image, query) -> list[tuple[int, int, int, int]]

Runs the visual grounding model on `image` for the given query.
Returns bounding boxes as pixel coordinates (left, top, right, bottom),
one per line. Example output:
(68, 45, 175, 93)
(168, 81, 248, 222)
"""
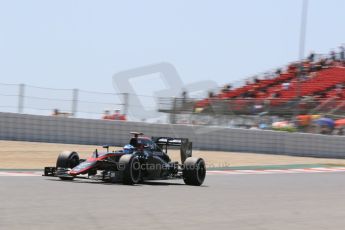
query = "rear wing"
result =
(151, 137, 189, 146)
(152, 137, 192, 163)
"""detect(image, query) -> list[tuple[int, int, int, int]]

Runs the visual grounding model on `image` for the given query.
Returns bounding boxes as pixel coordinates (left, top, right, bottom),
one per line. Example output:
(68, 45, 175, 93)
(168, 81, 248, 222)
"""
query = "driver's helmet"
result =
(123, 144, 135, 154)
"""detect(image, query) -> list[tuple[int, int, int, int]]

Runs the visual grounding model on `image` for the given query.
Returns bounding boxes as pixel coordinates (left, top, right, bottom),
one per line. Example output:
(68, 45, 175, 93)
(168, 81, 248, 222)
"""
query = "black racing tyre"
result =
(119, 155, 141, 185)
(56, 151, 80, 168)
(56, 151, 79, 180)
(183, 157, 206, 186)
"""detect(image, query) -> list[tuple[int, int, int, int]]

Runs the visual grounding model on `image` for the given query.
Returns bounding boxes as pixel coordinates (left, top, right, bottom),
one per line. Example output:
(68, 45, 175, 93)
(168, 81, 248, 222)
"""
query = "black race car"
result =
(44, 132, 206, 186)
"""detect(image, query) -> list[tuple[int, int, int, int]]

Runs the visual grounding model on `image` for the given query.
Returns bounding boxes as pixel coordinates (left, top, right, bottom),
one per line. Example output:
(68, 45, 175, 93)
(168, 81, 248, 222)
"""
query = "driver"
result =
(123, 144, 135, 154)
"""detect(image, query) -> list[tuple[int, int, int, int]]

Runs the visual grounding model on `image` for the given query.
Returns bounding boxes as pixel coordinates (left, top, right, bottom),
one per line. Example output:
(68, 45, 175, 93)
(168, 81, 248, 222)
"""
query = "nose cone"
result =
(69, 170, 78, 176)
(69, 161, 97, 176)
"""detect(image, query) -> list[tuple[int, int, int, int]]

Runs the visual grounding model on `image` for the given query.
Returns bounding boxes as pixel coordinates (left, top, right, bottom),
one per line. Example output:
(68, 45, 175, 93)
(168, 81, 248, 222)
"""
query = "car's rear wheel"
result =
(183, 157, 206, 186)
(56, 151, 79, 180)
(119, 155, 141, 185)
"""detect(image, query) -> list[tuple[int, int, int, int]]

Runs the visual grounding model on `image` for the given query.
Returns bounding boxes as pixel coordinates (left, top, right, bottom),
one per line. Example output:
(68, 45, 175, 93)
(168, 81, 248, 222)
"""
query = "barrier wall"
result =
(0, 112, 344, 158)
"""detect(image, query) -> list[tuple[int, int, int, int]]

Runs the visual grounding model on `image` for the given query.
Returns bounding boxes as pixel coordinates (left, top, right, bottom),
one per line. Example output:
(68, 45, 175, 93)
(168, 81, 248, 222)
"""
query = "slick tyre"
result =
(119, 154, 141, 185)
(56, 151, 79, 180)
(183, 157, 206, 186)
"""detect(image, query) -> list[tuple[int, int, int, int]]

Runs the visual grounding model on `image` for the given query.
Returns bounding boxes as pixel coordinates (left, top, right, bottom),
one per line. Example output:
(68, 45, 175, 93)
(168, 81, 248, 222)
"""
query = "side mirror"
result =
(103, 145, 109, 152)
(93, 149, 99, 158)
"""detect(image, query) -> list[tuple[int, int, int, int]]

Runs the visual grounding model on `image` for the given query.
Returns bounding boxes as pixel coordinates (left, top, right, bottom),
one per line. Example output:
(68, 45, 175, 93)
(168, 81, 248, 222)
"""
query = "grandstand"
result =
(159, 50, 345, 121)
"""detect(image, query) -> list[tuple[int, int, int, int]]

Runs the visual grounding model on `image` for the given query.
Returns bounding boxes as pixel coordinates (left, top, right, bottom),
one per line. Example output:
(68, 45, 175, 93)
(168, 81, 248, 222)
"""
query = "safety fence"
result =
(0, 83, 135, 119)
(0, 112, 345, 159)
(158, 97, 326, 116)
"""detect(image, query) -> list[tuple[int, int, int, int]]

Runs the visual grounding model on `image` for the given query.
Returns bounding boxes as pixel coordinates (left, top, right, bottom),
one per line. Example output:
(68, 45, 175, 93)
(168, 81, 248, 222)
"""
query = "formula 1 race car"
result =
(44, 132, 206, 186)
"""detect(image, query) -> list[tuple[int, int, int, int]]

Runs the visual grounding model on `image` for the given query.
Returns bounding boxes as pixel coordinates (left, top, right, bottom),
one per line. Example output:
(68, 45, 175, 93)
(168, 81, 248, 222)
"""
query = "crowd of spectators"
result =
(205, 45, 345, 102)
(50, 108, 127, 121)
(102, 109, 127, 121)
(186, 45, 345, 122)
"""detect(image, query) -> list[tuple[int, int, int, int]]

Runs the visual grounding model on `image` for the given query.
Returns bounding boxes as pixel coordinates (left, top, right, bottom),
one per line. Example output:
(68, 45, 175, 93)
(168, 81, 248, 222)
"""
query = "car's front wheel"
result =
(56, 151, 79, 180)
(119, 155, 141, 185)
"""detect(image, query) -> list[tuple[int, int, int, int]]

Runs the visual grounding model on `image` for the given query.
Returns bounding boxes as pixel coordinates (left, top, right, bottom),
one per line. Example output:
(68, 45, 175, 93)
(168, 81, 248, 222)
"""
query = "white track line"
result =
(0, 171, 41, 177)
(207, 167, 345, 175)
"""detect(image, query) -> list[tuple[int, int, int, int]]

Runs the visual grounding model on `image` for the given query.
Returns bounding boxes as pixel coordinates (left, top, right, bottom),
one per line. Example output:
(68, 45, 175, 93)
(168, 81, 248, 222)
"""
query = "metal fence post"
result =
(18, 83, 25, 114)
(294, 0, 309, 120)
(169, 97, 177, 124)
(71, 88, 79, 117)
(122, 93, 129, 115)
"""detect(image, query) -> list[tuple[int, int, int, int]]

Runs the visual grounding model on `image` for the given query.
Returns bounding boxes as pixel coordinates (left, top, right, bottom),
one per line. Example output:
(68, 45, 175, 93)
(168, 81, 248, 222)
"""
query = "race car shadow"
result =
(141, 181, 185, 186)
(44, 178, 203, 186)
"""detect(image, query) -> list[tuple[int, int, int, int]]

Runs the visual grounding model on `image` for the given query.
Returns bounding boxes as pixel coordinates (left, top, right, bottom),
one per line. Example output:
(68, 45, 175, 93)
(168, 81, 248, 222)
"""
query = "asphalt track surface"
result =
(1, 173, 345, 230)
